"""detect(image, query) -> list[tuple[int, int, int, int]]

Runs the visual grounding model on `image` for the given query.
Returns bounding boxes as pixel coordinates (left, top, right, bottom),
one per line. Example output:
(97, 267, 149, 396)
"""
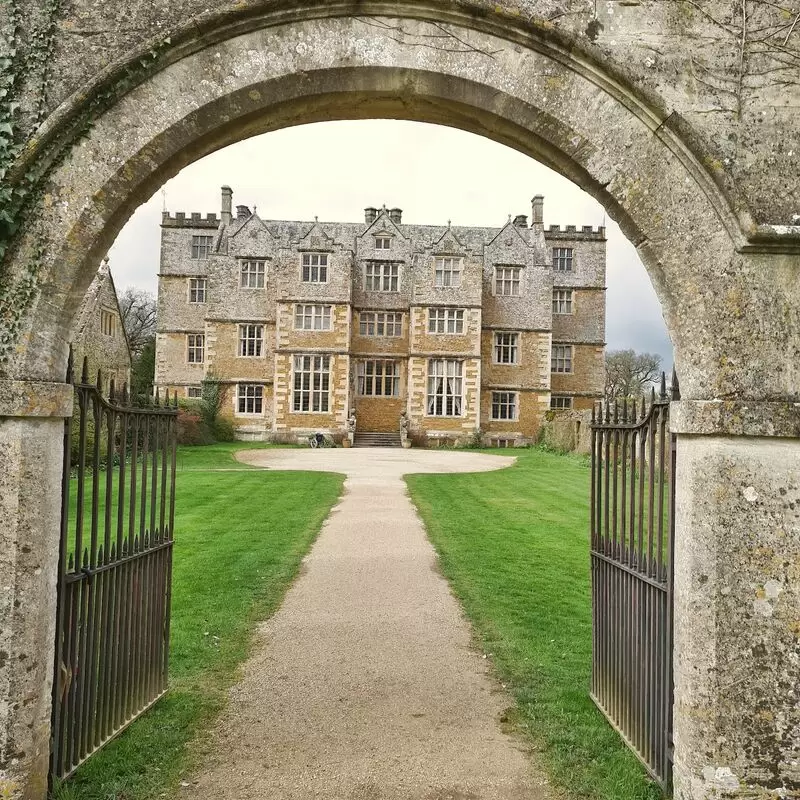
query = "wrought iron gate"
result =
(590, 374, 678, 792)
(51, 356, 178, 781)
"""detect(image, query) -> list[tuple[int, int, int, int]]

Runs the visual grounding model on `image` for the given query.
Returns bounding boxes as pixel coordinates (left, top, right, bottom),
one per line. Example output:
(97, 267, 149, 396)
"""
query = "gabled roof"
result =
(486, 217, 532, 248)
(228, 212, 274, 241)
(71, 258, 132, 361)
(431, 224, 466, 254)
(361, 207, 408, 241)
(296, 218, 336, 250)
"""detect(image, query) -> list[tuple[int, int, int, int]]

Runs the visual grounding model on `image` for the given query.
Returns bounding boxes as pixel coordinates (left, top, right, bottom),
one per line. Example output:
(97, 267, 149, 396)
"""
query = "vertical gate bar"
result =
(164, 413, 177, 686)
(82, 385, 102, 757)
(160, 405, 169, 539)
(619, 422, 628, 563)
(50, 352, 74, 781)
(590, 407, 598, 701)
(95, 404, 114, 747)
(611, 407, 619, 560)
(637, 407, 647, 571)
(646, 396, 657, 576)
(140, 414, 150, 541)
(74, 379, 88, 575)
(665, 378, 678, 788)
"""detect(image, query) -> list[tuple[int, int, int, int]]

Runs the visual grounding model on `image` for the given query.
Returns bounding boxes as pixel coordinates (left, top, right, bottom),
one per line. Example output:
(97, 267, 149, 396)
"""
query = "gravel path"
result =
(182, 448, 552, 800)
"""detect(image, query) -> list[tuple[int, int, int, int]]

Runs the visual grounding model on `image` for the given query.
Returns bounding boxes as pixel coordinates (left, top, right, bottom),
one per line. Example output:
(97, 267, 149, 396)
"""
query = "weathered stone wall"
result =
(550, 344, 605, 401)
(480, 330, 551, 391)
(480, 388, 550, 441)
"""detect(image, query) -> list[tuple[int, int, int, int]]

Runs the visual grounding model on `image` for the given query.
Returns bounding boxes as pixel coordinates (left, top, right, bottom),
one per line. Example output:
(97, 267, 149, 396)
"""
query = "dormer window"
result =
(375, 236, 392, 250)
(301, 253, 328, 283)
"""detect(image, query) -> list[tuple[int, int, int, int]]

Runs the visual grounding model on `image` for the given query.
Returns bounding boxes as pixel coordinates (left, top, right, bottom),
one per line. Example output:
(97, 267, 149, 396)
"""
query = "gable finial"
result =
(315, 215, 319, 223)
(508, 214, 512, 223)
(447, 219, 452, 229)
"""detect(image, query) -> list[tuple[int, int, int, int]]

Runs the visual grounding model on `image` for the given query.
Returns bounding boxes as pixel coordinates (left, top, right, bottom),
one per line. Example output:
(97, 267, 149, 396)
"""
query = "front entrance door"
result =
(354, 358, 404, 433)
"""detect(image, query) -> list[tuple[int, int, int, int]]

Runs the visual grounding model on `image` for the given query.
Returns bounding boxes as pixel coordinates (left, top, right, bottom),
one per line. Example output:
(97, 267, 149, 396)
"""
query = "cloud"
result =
(108, 119, 673, 366)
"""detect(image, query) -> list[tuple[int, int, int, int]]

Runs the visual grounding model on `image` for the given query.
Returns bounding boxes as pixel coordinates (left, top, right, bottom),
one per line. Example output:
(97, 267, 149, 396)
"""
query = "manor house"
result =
(154, 187, 606, 445)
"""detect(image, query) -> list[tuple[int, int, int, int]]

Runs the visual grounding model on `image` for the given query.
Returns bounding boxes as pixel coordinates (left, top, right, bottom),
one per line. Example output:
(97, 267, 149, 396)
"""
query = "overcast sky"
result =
(108, 119, 673, 368)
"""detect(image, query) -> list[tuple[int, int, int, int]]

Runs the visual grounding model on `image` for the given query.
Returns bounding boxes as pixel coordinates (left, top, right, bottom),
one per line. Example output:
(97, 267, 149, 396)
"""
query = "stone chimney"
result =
(513, 214, 528, 228)
(389, 208, 403, 224)
(364, 207, 378, 224)
(221, 186, 233, 225)
(236, 205, 251, 220)
(531, 195, 544, 226)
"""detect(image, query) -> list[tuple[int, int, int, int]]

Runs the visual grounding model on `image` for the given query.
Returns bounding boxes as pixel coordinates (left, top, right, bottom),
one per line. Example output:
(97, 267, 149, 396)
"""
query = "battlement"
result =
(545, 224, 606, 240)
(161, 211, 219, 228)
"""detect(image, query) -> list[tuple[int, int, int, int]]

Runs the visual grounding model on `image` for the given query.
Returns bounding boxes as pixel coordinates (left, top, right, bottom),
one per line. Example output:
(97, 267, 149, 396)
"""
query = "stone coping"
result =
(671, 400, 800, 438)
(0, 379, 73, 418)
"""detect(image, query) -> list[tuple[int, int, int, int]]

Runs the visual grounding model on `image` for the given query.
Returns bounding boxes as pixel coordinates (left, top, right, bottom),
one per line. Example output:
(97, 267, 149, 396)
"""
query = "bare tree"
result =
(604, 349, 663, 401)
(118, 287, 157, 354)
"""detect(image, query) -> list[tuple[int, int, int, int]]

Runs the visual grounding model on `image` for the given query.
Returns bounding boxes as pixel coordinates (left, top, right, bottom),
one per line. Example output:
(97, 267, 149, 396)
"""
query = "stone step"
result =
(353, 432, 402, 448)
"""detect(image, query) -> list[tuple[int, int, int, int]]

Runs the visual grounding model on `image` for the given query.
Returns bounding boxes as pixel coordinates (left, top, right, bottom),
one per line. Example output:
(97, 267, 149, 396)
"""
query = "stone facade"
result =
(154, 192, 606, 445)
(69, 258, 131, 391)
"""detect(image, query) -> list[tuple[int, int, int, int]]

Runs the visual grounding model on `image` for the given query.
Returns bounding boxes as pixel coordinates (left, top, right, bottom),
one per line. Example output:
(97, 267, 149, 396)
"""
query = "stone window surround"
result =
(238, 323, 264, 357)
(359, 310, 403, 337)
(551, 344, 573, 374)
(357, 359, 401, 397)
(550, 395, 573, 409)
(374, 235, 392, 250)
(186, 386, 202, 399)
(188, 277, 207, 303)
(294, 304, 332, 331)
(428, 307, 465, 334)
(364, 261, 400, 292)
(552, 247, 575, 272)
(240, 259, 266, 289)
(191, 235, 214, 259)
(292, 354, 332, 413)
(493, 331, 519, 365)
(301, 252, 329, 283)
(100, 308, 116, 337)
(552, 289, 574, 314)
(236, 383, 264, 415)
(426, 358, 464, 417)
(434, 256, 463, 288)
(493, 265, 522, 296)
(186, 333, 205, 364)
(491, 390, 518, 421)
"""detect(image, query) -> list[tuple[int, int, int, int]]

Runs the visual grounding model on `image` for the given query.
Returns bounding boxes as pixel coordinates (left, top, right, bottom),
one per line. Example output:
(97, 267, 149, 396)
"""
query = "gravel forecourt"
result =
(181, 448, 554, 800)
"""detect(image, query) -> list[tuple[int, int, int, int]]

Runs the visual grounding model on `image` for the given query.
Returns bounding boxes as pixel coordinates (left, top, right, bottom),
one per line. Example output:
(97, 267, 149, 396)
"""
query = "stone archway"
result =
(1, 5, 799, 799)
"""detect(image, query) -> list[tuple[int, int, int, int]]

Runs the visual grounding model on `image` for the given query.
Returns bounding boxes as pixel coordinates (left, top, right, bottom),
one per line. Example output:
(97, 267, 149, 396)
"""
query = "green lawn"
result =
(405, 448, 662, 800)
(52, 443, 343, 800)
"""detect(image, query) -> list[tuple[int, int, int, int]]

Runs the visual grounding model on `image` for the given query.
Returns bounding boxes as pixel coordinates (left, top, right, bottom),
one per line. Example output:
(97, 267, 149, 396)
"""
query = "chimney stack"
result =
(221, 186, 233, 225)
(513, 214, 528, 228)
(531, 195, 544, 227)
(236, 205, 251, 220)
(389, 208, 403, 224)
(365, 207, 378, 225)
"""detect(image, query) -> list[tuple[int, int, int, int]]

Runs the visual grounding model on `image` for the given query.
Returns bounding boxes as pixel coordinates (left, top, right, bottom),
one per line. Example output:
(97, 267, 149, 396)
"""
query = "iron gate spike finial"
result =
(109, 378, 115, 402)
(66, 346, 74, 383)
(81, 356, 89, 383)
(154, 388, 160, 407)
(671, 368, 680, 401)
(660, 371, 667, 400)
(613, 399, 619, 424)
(122, 382, 129, 405)
(622, 396, 628, 423)
(96, 369, 103, 391)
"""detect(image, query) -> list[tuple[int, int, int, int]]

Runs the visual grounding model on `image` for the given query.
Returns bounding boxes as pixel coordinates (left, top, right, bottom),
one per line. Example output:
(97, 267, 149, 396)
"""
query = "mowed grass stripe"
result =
(405, 448, 662, 800)
(53, 444, 343, 800)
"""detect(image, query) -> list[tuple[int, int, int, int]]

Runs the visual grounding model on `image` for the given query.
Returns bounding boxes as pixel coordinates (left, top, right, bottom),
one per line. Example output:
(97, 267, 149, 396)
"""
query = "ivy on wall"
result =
(0, 0, 169, 371)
